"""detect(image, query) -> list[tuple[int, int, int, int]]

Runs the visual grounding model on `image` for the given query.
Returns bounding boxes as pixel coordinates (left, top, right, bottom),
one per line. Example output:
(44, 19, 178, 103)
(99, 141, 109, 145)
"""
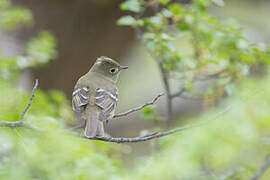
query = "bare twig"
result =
(113, 93, 164, 118)
(87, 105, 231, 143)
(171, 89, 203, 101)
(250, 154, 270, 180)
(19, 79, 39, 121)
(0, 120, 24, 127)
(0, 79, 38, 128)
(170, 88, 186, 99)
(179, 95, 203, 101)
(219, 167, 244, 180)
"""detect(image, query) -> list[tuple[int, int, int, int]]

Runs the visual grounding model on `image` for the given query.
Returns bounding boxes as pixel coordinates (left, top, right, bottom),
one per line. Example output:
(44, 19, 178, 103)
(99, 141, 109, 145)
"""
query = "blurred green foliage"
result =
(125, 75, 270, 180)
(1, 0, 270, 179)
(0, 31, 56, 81)
(117, 0, 270, 87)
(0, 0, 32, 30)
(118, 0, 270, 121)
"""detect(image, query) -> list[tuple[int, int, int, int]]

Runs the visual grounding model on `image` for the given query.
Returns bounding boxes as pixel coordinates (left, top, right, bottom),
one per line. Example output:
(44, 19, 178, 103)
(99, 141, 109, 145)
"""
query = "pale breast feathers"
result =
(95, 88, 118, 121)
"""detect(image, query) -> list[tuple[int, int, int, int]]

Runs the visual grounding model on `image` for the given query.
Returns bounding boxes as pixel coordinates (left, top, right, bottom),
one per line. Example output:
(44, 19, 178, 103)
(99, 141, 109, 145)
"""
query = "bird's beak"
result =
(119, 66, 128, 70)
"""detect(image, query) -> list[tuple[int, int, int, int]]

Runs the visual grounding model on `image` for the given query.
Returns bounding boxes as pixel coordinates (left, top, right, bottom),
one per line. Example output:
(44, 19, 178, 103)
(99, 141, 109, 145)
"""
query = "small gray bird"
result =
(72, 56, 128, 138)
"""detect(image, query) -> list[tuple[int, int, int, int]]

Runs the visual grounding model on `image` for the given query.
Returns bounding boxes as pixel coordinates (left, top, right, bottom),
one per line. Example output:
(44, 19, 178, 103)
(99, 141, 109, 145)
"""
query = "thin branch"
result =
(219, 167, 244, 180)
(0, 120, 24, 127)
(170, 69, 227, 99)
(0, 79, 38, 128)
(87, 123, 202, 143)
(170, 88, 186, 99)
(19, 79, 39, 122)
(113, 93, 164, 118)
(87, 105, 231, 143)
(180, 95, 203, 101)
(171, 89, 203, 101)
(250, 154, 270, 180)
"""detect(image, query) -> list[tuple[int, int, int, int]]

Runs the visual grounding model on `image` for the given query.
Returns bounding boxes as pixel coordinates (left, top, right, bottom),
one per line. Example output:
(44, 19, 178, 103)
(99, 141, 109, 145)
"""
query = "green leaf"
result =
(158, 0, 170, 5)
(0, 6, 32, 30)
(168, 3, 184, 17)
(117, 15, 136, 26)
(142, 106, 156, 121)
(143, 32, 155, 40)
(120, 0, 141, 13)
(194, 0, 212, 7)
(178, 21, 190, 31)
(136, 19, 144, 26)
(240, 52, 254, 63)
(147, 16, 163, 26)
(26, 31, 57, 66)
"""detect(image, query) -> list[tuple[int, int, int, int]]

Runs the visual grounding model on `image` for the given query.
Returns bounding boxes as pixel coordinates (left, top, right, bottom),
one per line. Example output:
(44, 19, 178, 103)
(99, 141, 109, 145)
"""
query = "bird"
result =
(72, 56, 128, 138)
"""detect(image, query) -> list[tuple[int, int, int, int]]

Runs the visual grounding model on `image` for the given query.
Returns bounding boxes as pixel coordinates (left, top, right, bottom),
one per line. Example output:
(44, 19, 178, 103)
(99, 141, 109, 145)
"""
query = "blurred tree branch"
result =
(87, 122, 205, 143)
(170, 88, 186, 98)
(159, 63, 173, 126)
(250, 154, 270, 180)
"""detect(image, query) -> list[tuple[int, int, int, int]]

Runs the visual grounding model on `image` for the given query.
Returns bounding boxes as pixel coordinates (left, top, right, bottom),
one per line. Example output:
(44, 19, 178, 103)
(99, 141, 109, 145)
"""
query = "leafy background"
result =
(1, 0, 270, 179)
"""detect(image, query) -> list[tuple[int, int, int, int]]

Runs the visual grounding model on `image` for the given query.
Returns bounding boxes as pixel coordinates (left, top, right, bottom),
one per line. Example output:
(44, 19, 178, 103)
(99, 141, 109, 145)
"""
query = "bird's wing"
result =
(95, 88, 118, 122)
(72, 87, 89, 114)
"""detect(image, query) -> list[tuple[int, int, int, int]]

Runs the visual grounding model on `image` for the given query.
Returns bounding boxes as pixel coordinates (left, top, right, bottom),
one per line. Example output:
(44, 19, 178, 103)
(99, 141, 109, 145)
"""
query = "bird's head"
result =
(90, 56, 128, 82)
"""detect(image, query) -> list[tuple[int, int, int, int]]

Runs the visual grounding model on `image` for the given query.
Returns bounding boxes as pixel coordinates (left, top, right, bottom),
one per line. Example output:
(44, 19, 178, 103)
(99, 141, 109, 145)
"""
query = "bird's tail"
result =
(84, 107, 99, 138)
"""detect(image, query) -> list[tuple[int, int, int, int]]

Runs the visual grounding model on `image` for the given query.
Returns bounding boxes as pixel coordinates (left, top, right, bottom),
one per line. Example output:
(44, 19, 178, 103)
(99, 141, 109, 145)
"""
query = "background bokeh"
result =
(1, 0, 270, 179)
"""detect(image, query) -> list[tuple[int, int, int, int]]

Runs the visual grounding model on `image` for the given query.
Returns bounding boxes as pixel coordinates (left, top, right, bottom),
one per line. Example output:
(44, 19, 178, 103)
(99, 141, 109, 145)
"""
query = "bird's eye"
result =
(110, 68, 116, 73)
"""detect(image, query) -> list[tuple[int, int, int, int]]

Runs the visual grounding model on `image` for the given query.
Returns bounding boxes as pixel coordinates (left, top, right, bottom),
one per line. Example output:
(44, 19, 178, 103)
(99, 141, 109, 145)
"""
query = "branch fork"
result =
(0, 79, 38, 128)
